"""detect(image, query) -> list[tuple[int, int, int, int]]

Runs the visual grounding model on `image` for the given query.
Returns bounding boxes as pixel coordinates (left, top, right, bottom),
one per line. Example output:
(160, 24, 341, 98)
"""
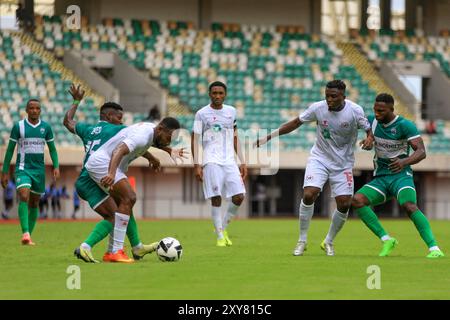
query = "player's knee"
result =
(401, 202, 417, 215)
(232, 194, 244, 206)
(302, 190, 318, 205)
(352, 194, 366, 209)
(124, 192, 137, 207)
(211, 196, 221, 207)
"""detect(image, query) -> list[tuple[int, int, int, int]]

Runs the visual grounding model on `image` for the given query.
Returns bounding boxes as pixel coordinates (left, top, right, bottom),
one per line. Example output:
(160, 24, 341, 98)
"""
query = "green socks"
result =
(355, 206, 388, 239)
(84, 220, 113, 247)
(84, 214, 141, 249)
(18, 201, 29, 234)
(28, 207, 39, 234)
(410, 210, 437, 248)
(126, 214, 141, 247)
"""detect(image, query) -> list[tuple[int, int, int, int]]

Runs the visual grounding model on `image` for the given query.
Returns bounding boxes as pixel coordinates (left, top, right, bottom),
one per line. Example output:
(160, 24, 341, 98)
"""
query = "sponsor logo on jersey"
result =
(340, 122, 350, 128)
(212, 124, 222, 132)
(306, 175, 314, 181)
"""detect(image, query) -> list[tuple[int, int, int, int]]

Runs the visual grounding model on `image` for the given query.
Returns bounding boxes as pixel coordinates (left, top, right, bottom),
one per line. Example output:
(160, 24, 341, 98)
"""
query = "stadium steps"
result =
(166, 95, 193, 117)
(17, 32, 105, 107)
(338, 42, 413, 119)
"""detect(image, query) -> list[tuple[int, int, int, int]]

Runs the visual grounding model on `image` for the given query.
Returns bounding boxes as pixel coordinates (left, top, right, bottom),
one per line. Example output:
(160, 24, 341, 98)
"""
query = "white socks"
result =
(324, 209, 348, 244)
(112, 212, 130, 253)
(211, 206, 224, 239)
(222, 202, 239, 230)
(298, 200, 314, 242)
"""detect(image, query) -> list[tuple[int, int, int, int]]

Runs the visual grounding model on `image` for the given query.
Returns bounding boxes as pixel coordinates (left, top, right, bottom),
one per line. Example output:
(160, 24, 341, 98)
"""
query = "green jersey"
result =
(369, 115, 421, 176)
(74, 121, 126, 166)
(9, 118, 55, 172)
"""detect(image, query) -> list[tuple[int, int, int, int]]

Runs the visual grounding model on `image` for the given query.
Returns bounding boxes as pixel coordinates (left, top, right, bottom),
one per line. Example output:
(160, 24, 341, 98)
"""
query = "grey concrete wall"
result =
(427, 62, 450, 119)
(110, 53, 164, 114)
(380, 61, 422, 116)
(63, 50, 119, 102)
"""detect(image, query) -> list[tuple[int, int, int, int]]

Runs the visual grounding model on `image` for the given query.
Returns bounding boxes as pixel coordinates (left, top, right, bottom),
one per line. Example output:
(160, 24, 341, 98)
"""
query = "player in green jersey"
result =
(1, 99, 60, 245)
(64, 84, 159, 263)
(352, 93, 444, 258)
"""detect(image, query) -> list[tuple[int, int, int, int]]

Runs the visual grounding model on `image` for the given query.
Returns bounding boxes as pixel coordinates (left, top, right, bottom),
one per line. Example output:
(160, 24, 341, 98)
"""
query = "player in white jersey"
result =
(85, 117, 182, 262)
(191, 81, 247, 247)
(257, 80, 374, 256)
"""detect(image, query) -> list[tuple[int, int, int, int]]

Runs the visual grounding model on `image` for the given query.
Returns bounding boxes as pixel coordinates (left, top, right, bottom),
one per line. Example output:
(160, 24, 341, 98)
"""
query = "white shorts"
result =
(303, 158, 353, 197)
(202, 163, 246, 199)
(85, 157, 127, 192)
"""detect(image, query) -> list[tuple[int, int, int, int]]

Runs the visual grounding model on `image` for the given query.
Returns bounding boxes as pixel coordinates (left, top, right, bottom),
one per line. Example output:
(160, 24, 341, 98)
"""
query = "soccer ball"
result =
(156, 237, 183, 262)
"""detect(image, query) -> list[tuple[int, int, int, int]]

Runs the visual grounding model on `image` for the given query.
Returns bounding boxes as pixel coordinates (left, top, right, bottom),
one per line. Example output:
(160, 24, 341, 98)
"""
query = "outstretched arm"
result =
(63, 83, 85, 134)
(389, 137, 426, 173)
(256, 117, 303, 148)
(142, 151, 161, 171)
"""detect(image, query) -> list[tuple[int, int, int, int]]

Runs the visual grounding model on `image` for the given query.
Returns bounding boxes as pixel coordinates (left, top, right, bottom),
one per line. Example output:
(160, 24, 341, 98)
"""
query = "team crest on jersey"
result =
(212, 124, 222, 132)
(40, 128, 45, 134)
(91, 127, 102, 135)
(322, 120, 328, 127)
(391, 128, 397, 135)
(340, 122, 350, 128)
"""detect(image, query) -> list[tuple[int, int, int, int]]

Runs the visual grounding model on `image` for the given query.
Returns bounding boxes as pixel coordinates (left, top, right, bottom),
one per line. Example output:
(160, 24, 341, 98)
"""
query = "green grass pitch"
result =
(1, 218, 449, 299)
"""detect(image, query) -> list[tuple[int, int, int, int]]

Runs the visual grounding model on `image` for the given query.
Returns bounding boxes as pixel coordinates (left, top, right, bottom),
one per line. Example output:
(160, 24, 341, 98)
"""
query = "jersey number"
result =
(86, 139, 101, 155)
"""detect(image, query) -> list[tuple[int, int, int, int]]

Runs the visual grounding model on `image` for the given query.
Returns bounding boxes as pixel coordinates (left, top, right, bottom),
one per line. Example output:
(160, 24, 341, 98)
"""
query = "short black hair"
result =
(326, 80, 346, 92)
(100, 102, 123, 114)
(26, 99, 40, 107)
(208, 81, 227, 93)
(159, 117, 181, 130)
(375, 93, 395, 105)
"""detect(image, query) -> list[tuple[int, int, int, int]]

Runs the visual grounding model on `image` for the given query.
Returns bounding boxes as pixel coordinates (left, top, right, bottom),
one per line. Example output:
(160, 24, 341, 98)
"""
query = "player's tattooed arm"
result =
(389, 137, 426, 173)
(101, 143, 130, 188)
(64, 83, 85, 133)
(255, 117, 303, 148)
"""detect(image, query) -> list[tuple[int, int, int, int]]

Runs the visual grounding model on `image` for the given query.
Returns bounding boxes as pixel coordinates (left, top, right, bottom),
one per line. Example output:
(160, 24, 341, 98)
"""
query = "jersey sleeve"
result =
(354, 106, 371, 130)
(367, 114, 375, 126)
(9, 122, 20, 142)
(299, 104, 318, 123)
(122, 125, 150, 153)
(192, 112, 203, 135)
(74, 122, 90, 140)
(45, 123, 55, 142)
(403, 120, 421, 141)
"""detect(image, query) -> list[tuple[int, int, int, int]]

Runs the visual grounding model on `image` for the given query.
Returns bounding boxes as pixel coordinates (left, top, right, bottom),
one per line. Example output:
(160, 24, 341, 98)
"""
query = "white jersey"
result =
(193, 104, 237, 166)
(86, 122, 155, 173)
(299, 99, 370, 171)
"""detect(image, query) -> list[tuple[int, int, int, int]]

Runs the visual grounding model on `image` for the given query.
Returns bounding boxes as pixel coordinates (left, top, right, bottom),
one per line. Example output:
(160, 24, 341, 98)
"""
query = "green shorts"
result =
(75, 170, 109, 210)
(356, 172, 416, 206)
(15, 170, 46, 195)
